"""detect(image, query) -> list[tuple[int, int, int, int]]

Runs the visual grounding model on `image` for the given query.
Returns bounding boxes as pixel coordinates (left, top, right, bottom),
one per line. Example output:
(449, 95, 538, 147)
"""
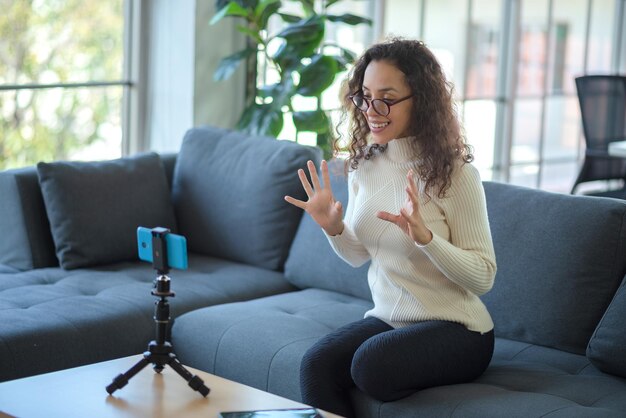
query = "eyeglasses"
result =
(349, 94, 413, 117)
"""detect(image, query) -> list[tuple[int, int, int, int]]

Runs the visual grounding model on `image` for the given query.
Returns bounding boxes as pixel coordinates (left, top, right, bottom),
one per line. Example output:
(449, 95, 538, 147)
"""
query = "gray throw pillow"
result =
(37, 153, 177, 269)
(0, 167, 58, 270)
(587, 275, 626, 377)
(482, 181, 626, 354)
(172, 126, 321, 271)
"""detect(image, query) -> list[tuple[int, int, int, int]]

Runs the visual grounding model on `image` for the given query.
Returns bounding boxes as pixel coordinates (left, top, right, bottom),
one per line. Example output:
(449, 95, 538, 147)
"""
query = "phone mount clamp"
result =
(106, 227, 210, 397)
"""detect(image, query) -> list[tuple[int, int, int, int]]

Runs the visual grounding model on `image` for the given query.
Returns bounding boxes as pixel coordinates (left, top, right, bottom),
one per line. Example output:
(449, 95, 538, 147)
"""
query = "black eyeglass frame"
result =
(349, 93, 414, 116)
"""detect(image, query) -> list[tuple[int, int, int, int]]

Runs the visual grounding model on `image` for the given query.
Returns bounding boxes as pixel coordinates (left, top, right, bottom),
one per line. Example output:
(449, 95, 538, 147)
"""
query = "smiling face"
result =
(361, 59, 414, 145)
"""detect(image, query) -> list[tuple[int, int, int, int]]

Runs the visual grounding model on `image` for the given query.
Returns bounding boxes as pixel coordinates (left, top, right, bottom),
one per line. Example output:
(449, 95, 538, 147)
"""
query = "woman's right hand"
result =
(284, 160, 344, 236)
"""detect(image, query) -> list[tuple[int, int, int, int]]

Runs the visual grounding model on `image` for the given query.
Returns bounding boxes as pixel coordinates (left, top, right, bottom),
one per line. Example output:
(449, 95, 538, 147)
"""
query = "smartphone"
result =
(137, 227, 188, 270)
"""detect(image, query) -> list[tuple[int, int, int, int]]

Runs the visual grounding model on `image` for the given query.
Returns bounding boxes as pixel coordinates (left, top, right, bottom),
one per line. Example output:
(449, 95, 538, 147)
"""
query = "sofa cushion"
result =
(284, 159, 371, 300)
(171, 288, 373, 401)
(0, 253, 296, 382)
(171, 126, 321, 271)
(482, 182, 626, 354)
(353, 338, 626, 418)
(37, 153, 177, 269)
(587, 275, 626, 378)
(0, 167, 58, 270)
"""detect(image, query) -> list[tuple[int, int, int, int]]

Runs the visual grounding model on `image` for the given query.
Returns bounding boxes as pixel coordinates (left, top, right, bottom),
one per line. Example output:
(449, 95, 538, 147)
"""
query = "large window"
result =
(383, 0, 626, 193)
(0, 1, 130, 170)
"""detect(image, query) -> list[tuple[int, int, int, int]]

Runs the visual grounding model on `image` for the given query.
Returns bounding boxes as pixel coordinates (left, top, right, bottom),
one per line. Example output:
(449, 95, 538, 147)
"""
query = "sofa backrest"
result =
(0, 153, 178, 272)
(159, 153, 177, 189)
(482, 181, 626, 355)
(284, 159, 372, 300)
(0, 167, 58, 270)
(171, 126, 321, 271)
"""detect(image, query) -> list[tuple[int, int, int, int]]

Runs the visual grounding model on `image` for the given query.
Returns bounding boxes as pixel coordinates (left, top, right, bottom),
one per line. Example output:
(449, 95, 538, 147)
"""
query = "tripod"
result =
(106, 228, 210, 397)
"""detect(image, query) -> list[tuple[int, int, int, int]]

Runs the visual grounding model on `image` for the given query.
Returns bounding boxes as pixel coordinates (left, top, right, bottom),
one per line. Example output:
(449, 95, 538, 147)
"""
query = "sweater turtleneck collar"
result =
(384, 137, 416, 163)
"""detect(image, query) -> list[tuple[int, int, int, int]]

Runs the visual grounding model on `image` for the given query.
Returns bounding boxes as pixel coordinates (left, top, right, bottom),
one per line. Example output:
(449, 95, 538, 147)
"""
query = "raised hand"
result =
(377, 170, 433, 245)
(284, 160, 344, 236)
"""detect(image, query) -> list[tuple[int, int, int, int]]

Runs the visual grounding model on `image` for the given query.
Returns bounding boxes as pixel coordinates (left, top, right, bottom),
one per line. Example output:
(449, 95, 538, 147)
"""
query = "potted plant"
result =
(211, 0, 371, 156)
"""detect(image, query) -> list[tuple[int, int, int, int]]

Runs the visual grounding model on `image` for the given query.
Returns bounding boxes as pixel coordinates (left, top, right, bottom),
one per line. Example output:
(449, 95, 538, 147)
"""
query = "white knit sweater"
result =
(326, 138, 496, 333)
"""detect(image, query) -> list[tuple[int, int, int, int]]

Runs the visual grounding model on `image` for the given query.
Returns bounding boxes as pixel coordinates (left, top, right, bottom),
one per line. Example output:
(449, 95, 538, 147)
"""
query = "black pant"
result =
(300, 317, 494, 418)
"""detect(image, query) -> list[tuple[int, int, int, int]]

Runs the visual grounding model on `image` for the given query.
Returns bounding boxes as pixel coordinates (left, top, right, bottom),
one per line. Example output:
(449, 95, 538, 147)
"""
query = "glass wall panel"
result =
(466, 0, 502, 99)
(586, 0, 615, 73)
(511, 98, 542, 163)
(540, 161, 579, 192)
(0, 87, 123, 170)
(542, 96, 581, 160)
(551, 0, 588, 94)
(380, 0, 621, 193)
(517, 0, 549, 97)
(383, 0, 422, 39)
(422, 0, 470, 95)
(463, 100, 497, 173)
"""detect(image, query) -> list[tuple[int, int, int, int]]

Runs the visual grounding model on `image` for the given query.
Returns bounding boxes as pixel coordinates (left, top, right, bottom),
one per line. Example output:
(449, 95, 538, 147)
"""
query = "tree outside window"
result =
(0, 0, 126, 170)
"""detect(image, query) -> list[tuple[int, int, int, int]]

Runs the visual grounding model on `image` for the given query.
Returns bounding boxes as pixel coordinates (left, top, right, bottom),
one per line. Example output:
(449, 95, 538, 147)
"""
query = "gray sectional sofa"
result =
(1, 125, 626, 417)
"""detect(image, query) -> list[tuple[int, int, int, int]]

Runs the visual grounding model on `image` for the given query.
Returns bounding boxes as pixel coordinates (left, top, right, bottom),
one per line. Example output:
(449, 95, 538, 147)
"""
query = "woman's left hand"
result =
(377, 170, 433, 245)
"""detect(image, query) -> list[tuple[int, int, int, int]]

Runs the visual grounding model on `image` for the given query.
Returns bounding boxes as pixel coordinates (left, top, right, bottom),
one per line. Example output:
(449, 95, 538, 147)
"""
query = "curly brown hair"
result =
(335, 37, 473, 198)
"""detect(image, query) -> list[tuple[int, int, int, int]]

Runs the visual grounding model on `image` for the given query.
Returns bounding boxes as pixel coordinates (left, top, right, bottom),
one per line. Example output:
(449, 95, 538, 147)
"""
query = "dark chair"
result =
(571, 75, 626, 197)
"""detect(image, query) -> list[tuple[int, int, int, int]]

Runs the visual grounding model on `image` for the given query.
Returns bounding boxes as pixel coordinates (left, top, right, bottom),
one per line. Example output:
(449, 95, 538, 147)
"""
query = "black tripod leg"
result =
(106, 354, 152, 395)
(167, 354, 210, 397)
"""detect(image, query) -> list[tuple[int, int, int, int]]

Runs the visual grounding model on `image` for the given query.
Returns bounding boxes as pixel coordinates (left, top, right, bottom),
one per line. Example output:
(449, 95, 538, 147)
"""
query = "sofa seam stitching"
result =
(509, 343, 533, 359)
(265, 335, 325, 392)
(212, 316, 254, 375)
(539, 405, 573, 417)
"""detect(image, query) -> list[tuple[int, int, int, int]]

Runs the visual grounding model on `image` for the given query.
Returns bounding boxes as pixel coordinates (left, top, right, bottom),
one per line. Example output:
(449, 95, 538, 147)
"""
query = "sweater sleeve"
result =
(325, 171, 371, 267)
(418, 164, 497, 295)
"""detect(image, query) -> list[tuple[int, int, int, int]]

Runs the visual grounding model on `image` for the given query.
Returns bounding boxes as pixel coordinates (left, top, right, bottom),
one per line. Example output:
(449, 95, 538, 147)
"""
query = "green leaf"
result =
(236, 24, 264, 44)
(258, 82, 288, 100)
(297, 54, 339, 97)
(272, 16, 325, 70)
(295, 0, 315, 15)
(273, 42, 298, 71)
(315, 131, 333, 160)
(210, 2, 250, 25)
(321, 45, 357, 68)
(257, 84, 279, 98)
(273, 30, 323, 71)
(293, 109, 330, 133)
(325, 14, 372, 26)
(274, 16, 324, 44)
(278, 13, 302, 23)
(255, 0, 281, 29)
(325, 0, 341, 8)
(216, 0, 258, 9)
(258, 77, 295, 106)
(237, 103, 284, 137)
(213, 48, 256, 81)
(339, 46, 357, 64)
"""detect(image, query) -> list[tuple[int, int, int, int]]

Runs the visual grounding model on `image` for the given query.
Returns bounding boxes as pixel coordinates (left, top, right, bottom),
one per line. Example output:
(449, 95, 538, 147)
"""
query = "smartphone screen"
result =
(137, 227, 188, 270)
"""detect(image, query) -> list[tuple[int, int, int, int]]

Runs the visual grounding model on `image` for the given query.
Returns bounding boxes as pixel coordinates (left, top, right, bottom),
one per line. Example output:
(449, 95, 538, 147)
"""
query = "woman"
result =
(284, 38, 496, 418)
